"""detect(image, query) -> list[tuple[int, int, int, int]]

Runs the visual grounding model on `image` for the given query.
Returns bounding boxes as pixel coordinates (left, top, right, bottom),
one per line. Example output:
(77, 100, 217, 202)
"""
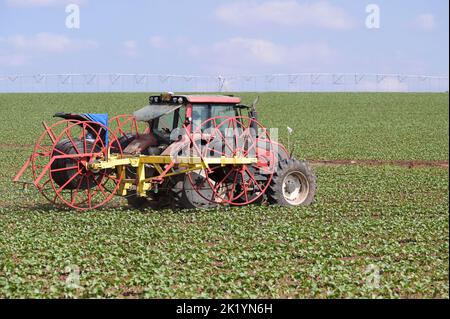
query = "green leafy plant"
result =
(0, 92, 448, 298)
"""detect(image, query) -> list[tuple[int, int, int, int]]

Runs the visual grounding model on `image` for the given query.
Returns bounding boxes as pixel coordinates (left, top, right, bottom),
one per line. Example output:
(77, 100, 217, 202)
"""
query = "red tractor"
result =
(14, 93, 316, 210)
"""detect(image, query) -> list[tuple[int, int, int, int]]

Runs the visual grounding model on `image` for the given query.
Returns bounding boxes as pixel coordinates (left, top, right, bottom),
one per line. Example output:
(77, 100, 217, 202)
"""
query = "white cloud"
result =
(8, 33, 70, 53)
(215, 0, 355, 29)
(212, 37, 285, 65)
(2, 32, 97, 53)
(0, 53, 29, 66)
(149, 35, 167, 49)
(5, 0, 85, 7)
(0, 32, 97, 67)
(122, 40, 138, 57)
(188, 37, 335, 73)
(414, 14, 436, 31)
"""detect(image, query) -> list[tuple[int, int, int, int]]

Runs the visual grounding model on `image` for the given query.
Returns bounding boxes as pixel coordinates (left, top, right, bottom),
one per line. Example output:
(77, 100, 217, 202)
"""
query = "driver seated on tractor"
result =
(123, 102, 184, 155)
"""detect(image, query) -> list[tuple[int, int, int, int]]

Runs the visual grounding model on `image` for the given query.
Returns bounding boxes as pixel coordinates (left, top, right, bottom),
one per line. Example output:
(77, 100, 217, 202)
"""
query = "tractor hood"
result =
(133, 104, 182, 122)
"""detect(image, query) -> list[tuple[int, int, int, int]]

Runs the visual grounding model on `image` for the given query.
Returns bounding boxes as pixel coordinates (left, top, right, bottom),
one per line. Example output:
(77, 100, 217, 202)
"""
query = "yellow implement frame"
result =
(87, 154, 258, 197)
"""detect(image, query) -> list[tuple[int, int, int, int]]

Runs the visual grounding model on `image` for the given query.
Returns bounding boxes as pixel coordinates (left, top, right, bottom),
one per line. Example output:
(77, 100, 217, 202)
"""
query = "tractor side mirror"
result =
(249, 96, 260, 123)
(251, 96, 259, 110)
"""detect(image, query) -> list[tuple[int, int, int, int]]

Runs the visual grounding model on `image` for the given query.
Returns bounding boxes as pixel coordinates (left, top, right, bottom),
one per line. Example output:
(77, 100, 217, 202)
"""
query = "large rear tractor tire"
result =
(51, 138, 103, 190)
(267, 159, 316, 207)
(171, 173, 218, 210)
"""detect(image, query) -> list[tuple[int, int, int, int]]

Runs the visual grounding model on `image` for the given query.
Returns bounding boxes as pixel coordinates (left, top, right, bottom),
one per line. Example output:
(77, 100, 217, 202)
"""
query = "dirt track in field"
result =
(309, 159, 449, 169)
(1, 143, 448, 169)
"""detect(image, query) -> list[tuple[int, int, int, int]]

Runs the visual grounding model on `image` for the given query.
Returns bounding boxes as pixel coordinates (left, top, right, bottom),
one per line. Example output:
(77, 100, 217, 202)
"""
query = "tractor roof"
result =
(183, 95, 241, 104)
(149, 93, 241, 105)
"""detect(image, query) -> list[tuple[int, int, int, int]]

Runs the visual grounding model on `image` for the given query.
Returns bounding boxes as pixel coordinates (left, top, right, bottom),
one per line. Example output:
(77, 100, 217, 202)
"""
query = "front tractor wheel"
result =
(267, 159, 316, 207)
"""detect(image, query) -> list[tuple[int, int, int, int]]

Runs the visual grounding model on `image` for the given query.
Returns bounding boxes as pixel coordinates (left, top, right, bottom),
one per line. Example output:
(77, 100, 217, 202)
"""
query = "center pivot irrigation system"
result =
(14, 93, 316, 210)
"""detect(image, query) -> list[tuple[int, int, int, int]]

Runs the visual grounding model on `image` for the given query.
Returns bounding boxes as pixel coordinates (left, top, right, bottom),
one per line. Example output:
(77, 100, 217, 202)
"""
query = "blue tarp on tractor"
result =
(82, 113, 109, 145)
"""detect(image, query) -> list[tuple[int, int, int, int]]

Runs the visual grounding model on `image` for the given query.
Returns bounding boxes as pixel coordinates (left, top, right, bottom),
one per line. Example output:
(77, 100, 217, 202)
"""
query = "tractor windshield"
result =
(152, 106, 185, 144)
(133, 103, 184, 143)
(192, 104, 238, 130)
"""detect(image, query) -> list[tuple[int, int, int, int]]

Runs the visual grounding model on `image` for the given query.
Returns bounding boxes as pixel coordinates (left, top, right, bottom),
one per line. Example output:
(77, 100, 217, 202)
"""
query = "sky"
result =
(0, 0, 448, 76)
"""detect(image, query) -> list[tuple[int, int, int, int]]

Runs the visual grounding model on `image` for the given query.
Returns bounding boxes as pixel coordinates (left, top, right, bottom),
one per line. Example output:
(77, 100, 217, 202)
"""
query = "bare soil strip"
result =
(1, 142, 447, 169)
(310, 159, 449, 169)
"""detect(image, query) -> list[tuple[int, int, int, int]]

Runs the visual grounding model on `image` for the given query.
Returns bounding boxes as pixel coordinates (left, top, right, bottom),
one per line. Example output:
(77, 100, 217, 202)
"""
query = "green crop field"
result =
(0, 92, 448, 298)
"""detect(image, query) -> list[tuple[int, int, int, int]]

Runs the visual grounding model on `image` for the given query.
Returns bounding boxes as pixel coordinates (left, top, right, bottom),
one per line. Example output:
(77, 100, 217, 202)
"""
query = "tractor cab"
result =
(135, 92, 246, 129)
(130, 92, 250, 153)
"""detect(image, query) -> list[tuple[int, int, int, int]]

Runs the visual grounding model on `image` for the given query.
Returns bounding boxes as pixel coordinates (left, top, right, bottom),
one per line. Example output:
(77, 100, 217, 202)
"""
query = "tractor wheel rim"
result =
(282, 171, 309, 205)
(30, 119, 86, 207)
(48, 121, 123, 210)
